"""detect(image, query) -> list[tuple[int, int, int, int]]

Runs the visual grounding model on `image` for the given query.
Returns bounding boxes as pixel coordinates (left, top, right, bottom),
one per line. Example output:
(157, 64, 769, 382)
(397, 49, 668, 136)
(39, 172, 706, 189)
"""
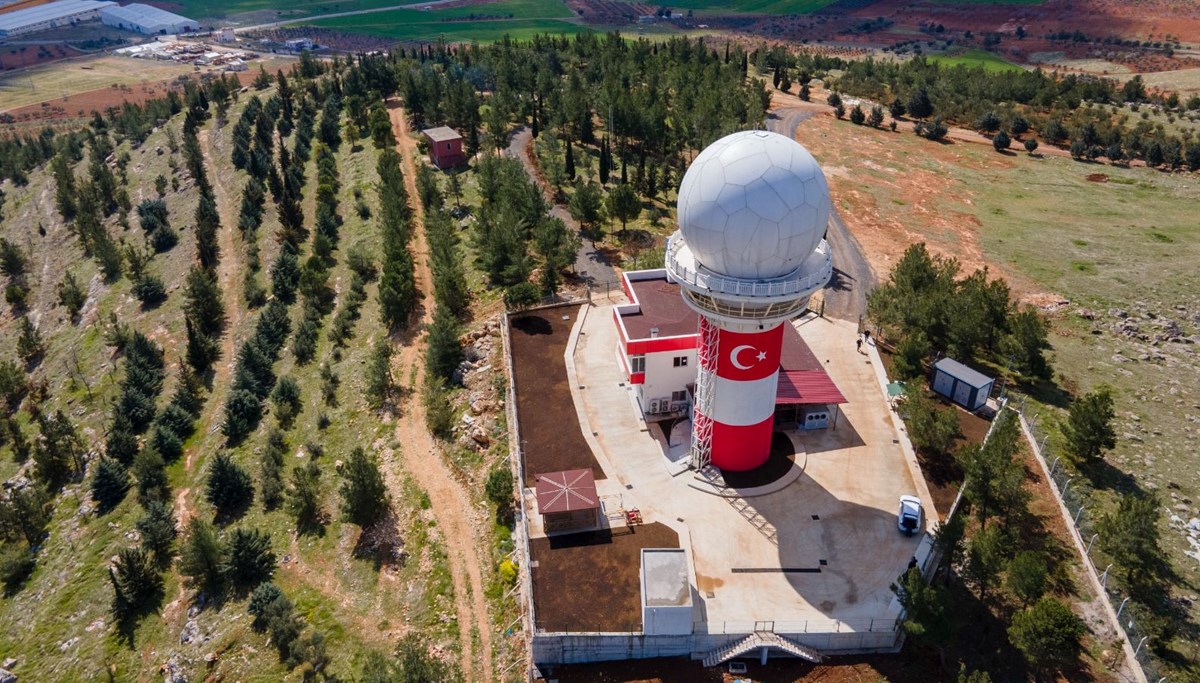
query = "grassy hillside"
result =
(926, 48, 1024, 73)
(0, 87, 460, 680)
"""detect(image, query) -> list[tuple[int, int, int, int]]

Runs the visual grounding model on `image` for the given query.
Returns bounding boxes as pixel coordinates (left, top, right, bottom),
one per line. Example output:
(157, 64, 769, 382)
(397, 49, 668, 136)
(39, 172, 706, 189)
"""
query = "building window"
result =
(630, 355, 645, 374)
(673, 356, 688, 367)
(671, 390, 687, 403)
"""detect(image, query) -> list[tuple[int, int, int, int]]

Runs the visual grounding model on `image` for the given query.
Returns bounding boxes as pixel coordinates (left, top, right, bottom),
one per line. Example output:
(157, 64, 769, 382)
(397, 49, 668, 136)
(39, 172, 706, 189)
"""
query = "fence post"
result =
(1117, 596, 1130, 619)
(1101, 563, 1112, 588)
(1135, 636, 1148, 657)
(1073, 505, 1085, 526)
(1049, 455, 1059, 476)
(1061, 477, 1073, 497)
(1086, 533, 1098, 555)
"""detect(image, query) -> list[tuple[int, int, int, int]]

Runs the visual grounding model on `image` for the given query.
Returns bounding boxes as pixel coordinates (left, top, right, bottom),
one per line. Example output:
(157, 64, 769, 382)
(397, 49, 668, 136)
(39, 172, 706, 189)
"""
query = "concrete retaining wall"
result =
(533, 629, 902, 665)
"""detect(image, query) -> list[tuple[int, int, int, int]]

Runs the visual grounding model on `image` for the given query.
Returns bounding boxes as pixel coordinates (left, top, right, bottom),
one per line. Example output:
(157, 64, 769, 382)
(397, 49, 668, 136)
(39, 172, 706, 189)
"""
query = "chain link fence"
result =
(1012, 396, 1163, 682)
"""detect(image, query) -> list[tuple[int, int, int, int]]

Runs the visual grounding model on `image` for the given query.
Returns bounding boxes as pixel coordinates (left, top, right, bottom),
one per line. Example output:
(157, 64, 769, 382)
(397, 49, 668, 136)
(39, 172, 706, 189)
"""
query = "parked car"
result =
(897, 495, 923, 536)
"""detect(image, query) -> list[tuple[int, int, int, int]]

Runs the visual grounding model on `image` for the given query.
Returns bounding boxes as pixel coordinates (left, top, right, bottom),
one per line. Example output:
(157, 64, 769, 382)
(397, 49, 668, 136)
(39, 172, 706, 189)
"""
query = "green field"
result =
(310, 0, 583, 42)
(926, 48, 1024, 72)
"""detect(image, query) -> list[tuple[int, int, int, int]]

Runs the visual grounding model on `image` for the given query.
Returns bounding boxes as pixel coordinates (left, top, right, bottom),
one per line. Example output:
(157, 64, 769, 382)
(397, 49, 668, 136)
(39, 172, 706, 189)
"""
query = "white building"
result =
(0, 0, 114, 37)
(100, 3, 197, 35)
(213, 26, 236, 42)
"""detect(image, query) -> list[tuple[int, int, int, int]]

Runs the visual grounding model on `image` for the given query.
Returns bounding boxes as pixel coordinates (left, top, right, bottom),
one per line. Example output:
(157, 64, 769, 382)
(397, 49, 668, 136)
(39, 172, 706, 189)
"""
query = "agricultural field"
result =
(925, 48, 1024, 73)
(309, 0, 582, 42)
(0, 56, 194, 113)
(645, 0, 837, 15)
(788, 99, 1200, 670)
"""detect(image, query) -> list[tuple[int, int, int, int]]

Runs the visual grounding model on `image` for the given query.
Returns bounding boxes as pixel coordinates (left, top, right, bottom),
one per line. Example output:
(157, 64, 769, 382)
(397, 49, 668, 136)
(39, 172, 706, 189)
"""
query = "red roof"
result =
(776, 370, 847, 405)
(535, 469, 599, 514)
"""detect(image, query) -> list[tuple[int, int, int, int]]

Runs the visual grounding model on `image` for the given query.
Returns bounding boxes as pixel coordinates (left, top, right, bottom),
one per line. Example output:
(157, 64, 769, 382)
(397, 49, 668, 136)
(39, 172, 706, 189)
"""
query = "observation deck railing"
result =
(665, 232, 832, 301)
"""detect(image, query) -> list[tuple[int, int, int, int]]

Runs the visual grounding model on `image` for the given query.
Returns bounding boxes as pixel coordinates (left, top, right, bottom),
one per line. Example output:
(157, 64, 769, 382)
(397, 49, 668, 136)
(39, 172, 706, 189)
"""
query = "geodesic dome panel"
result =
(677, 130, 831, 280)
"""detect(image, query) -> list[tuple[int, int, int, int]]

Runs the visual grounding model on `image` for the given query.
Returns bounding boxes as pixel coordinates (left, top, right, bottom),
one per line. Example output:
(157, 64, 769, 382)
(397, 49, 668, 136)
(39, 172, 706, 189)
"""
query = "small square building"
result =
(932, 358, 994, 412)
(422, 126, 467, 169)
(535, 469, 600, 534)
(640, 548, 692, 635)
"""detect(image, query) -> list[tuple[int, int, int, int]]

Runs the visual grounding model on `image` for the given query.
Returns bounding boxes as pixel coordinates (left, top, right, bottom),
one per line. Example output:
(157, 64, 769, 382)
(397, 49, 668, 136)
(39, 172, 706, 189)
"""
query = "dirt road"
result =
(767, 105, 875, 322)
(505, 126, 619, 287)
(385, 99, 494, 681)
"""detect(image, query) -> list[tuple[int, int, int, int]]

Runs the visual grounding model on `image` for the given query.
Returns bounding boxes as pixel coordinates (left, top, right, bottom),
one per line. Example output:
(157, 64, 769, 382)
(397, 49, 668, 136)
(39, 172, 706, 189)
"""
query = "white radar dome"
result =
(677, 130, 831, 280)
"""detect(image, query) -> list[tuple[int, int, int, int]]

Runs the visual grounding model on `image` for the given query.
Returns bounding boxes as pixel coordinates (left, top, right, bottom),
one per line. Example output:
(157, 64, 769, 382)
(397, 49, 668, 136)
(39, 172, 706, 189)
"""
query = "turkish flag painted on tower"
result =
(712, 324, 784, 382)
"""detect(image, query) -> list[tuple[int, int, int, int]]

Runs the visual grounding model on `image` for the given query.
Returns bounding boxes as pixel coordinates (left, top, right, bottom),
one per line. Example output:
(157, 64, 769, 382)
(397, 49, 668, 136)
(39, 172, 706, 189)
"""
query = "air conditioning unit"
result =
(649, 399, 661, 413)
(650, 327, 660, 337)
(670, 402, 685, 412)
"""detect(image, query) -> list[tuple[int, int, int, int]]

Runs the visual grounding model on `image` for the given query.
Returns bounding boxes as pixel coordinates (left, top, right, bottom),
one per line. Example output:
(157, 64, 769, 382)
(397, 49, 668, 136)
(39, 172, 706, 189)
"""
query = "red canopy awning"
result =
(535, 469, 599, 514)
(776, 370, 847, 405)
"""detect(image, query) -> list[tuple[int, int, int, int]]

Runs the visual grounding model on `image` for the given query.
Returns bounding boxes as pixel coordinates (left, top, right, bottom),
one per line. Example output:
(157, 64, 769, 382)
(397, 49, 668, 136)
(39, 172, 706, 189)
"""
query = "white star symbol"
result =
(756, 351, 767, 362)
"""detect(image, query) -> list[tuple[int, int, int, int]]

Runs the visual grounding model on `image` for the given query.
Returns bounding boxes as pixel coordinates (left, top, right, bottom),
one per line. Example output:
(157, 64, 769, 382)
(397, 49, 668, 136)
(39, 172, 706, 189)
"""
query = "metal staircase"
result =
(689, 318, 719, 470)
(701, 631, 824, 668)
(695, 466, 779, 545)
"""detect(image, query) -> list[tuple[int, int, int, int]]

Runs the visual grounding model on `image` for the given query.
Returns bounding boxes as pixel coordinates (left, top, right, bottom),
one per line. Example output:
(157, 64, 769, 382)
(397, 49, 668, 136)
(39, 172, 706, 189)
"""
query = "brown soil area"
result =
(4, 69, 260, 122)
(566, 0, 655, 25)
(0, 43, 80, 70)
(768, 87, 1062, 306)
(734, 0, 1200, 71)
(530, 522, 680, 632)
(509, 307, 604, 486)
(719, 431, 797, 489)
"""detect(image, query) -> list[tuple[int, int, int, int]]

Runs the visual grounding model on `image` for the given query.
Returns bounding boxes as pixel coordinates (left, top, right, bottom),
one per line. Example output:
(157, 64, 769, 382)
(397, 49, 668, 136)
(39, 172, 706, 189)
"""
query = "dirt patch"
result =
(0, 44, 81, 71)
(2, 69, 263, 121)
(509, 307, 604, 486)
(1086, 173, 1110, 183)
(529, 522, 679, 633)
(565, 0, 656, 25)
(384, 99, 494, 682)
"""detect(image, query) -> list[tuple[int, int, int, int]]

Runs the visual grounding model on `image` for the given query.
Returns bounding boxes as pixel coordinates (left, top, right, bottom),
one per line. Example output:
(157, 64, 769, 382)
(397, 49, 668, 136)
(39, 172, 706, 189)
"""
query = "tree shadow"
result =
(1075, 455, 1142, 494)
(113, 585, 166, 649)
(1016, 374, 1071, 410)
(353, 511, 408, 571)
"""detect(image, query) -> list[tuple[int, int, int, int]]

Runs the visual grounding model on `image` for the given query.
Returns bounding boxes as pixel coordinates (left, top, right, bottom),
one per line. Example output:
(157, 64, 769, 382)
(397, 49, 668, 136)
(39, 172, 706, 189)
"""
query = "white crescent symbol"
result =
(729, 345, 757, 371)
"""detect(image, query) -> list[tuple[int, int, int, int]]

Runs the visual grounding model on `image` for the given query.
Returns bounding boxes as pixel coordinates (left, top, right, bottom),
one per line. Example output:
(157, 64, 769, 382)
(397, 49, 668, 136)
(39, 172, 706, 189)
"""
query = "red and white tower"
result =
(665, 131, 833, 472)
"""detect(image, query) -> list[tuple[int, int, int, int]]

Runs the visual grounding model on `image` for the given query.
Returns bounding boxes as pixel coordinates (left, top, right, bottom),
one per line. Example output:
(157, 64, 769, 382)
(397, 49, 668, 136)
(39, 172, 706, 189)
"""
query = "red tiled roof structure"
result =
(776, 370, 847, 405)
(535, 469, 599, 514)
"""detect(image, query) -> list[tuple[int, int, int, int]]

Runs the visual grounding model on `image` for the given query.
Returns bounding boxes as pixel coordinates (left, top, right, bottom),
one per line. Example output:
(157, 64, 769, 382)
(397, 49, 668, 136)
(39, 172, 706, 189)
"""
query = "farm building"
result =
(100, 3, 197, 34)
(0, 0, 113, 37)
(534, 469, 600, 534)
(931, 357, 994, 411)
(421, 126, 466, 169)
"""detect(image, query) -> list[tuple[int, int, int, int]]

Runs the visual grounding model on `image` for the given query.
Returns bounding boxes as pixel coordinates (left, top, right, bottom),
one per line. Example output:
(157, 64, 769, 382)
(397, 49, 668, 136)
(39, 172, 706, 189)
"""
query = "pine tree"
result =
(339, 446, 389, 528)
(133, 446, 169, 505)
(425, 304, 462, 382)
(364, 338, 392, 409)
(16, 317, 44, 365)
(136, 499, 177, 561)
(178, 517, 226, 594)
(91, 457, 131, 513)
(205, 452, 254, 517)
(109, 546, 163, 618)
(1061, 387, 1116, 461)
(223, 527, 276, 590)
(184, 266, 226, 338)
(194, 191, 221, 271)
(260, 428, 286, 510)
(286, 460, 322, 532)
(564, 137, 576, 181)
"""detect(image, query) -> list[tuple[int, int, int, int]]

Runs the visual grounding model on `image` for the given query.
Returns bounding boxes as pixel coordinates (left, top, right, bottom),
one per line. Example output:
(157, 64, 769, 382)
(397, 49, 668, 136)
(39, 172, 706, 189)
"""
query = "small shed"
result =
(932, 358, 994, 411)
(422, 126, 466, 169)
(535, 469, 600, 534)
(640, 548, 693, 635)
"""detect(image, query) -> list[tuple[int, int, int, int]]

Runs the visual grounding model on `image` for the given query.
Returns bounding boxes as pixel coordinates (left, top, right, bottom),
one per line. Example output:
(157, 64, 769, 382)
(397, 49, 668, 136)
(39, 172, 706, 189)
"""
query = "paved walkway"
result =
(505, 126, 620, 287)
(567, 305, 935, 629)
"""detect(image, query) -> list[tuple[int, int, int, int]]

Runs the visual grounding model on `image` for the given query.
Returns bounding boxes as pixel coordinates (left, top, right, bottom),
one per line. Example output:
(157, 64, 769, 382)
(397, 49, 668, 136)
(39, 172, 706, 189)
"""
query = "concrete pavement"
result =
(565, 304, 935, 630)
